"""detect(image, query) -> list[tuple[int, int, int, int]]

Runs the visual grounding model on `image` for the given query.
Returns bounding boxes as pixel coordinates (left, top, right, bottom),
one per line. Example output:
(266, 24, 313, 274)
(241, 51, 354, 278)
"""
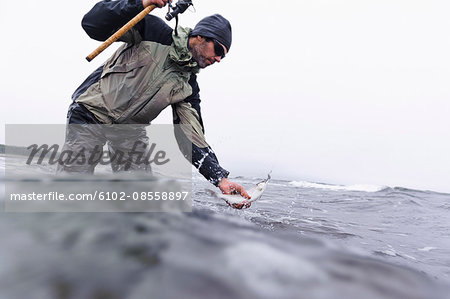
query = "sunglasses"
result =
(211, 39, 226, 59)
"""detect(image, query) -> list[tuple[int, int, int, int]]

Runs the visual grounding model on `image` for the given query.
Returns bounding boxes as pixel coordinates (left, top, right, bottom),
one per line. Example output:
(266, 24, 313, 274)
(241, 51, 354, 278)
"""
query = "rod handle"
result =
(86, 5, 156, 62)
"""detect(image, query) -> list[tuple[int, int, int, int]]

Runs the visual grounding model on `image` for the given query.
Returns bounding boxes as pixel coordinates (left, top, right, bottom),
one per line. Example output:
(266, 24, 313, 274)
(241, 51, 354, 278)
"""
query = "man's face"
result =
(190, 37, 227, 69)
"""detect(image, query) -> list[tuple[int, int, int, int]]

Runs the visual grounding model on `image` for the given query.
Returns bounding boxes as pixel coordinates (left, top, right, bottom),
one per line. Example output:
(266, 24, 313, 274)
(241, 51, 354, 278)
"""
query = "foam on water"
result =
(289, 180, 387, 192)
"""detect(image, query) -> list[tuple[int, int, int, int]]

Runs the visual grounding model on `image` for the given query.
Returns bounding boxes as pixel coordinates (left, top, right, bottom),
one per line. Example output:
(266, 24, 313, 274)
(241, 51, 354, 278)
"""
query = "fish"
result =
(207, 174, 271, 208)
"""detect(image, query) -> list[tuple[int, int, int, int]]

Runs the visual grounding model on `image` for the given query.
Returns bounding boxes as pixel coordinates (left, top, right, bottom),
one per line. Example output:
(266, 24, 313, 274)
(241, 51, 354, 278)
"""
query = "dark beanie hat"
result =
(191, 14, 232, 51)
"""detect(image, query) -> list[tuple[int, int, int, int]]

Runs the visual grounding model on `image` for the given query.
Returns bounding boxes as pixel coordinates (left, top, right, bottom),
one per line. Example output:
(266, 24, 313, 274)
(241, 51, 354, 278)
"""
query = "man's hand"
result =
(218, 178, 252, 209)
(143, 0, 169, 8)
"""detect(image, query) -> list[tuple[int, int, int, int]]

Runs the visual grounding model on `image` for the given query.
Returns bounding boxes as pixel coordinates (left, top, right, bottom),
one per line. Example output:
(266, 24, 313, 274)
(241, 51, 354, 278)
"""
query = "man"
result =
(60, 0, 251, 207)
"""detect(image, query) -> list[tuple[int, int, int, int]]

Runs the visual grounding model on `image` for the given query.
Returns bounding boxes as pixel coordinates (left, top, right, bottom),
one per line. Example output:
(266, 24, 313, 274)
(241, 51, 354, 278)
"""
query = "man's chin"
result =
(192, 56, 212, 68)
(198, 59, 215, 69)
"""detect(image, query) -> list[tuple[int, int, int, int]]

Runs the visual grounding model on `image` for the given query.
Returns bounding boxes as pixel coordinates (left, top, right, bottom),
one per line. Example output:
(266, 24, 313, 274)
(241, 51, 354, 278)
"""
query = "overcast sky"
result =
(1, 0, 449, 193)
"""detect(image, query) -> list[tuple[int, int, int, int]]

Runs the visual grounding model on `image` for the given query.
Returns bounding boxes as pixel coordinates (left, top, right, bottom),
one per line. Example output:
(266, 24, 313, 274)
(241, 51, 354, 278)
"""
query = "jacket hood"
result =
(169, 27, 199, 73)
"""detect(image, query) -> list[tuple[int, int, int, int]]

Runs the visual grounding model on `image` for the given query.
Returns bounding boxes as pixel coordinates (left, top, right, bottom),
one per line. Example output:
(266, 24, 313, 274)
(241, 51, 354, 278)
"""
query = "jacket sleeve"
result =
(81, 0, 145, 42)
(172, 76, 230, 186)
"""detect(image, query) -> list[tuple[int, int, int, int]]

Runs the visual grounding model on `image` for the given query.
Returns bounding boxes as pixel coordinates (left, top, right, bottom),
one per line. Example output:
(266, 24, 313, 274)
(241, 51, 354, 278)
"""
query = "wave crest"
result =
(289, 181, 387, 192)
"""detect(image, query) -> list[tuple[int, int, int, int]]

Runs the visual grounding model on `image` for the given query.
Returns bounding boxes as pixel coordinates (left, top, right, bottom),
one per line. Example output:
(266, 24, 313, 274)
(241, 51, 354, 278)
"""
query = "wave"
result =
(288, 181, 388, 192)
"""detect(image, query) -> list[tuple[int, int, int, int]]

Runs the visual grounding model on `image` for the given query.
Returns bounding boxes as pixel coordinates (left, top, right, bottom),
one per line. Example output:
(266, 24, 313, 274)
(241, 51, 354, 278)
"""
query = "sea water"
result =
(0, 155, 449, 299)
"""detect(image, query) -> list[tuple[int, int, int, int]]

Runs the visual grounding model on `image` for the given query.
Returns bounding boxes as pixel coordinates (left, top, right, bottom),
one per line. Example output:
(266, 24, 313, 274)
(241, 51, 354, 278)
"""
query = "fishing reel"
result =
(166, 0, 193, 21)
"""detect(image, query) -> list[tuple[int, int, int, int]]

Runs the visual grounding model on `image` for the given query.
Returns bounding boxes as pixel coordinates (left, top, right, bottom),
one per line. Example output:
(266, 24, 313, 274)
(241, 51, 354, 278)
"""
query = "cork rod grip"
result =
(86, 5, 156, 62)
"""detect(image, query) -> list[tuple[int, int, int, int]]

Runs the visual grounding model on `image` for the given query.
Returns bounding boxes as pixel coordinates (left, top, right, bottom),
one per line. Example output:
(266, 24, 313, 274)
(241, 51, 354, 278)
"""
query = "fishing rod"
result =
(85, 0, 193, 62)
